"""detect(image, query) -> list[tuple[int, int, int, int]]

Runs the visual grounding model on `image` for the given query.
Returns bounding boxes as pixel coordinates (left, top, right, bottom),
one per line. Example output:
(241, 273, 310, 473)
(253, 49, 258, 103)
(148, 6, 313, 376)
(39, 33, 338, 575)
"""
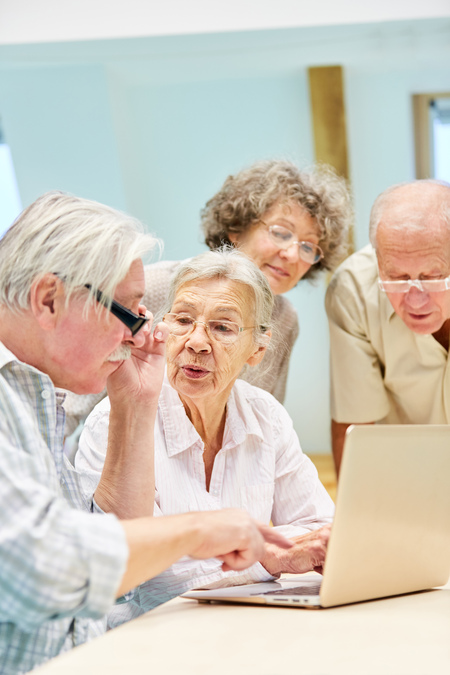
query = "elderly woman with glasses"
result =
(75, 248, 334, 626)
(63, 159, 351, 438)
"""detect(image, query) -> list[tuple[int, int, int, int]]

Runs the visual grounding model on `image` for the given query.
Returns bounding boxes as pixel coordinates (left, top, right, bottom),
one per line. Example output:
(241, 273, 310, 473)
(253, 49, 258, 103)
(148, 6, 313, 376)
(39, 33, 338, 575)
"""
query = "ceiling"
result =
(1, 0, 450, 45)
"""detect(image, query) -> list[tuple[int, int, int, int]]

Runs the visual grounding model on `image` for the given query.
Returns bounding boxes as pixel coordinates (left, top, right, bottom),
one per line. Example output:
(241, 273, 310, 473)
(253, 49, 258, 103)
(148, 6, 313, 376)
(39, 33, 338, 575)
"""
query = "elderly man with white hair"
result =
(0, 192, 290, 674)
(326, 179, 450, 474)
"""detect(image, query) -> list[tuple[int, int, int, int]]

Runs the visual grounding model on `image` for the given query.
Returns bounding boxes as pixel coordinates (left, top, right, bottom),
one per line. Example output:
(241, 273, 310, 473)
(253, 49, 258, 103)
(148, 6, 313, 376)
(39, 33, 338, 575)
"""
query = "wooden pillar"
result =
(308, 64, 352, 252)
(308, 65, 349, 180)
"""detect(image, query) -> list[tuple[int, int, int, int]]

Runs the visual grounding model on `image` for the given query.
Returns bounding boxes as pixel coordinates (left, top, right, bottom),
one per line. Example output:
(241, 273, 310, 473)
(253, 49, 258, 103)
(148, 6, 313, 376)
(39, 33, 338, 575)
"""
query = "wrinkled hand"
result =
(107, 311, 170, 407)
(188, 509, 293, 572)
(261, 524, 331, 576)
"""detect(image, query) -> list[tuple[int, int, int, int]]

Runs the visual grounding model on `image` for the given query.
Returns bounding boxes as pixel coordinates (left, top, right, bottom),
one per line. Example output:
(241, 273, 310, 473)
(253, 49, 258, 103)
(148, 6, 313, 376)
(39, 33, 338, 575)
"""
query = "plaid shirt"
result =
(0, 343, 128, 674)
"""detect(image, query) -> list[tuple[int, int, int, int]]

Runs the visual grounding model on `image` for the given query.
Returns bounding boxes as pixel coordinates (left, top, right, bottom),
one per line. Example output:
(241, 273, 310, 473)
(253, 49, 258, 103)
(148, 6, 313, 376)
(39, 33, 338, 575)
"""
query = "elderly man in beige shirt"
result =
(326, 179, 450, 475)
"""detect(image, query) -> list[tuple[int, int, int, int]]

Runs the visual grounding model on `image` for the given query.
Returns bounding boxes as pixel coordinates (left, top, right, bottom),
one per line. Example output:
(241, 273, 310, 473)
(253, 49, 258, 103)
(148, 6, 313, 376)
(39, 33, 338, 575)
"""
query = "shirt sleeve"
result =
(269, 401, 335, 537)
(0, 423, 128, 632)
(75, 399, 112, 499)
(270, 302, 299, 404)
(325, 266, 391, 424)
(197, 400, 335, 587)
(241, 296, 299, 404)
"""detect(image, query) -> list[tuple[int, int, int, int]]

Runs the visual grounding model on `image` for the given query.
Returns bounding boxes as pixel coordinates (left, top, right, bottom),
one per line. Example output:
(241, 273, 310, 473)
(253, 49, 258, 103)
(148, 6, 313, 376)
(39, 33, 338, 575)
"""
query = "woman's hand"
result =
(260, 524, 331, 576)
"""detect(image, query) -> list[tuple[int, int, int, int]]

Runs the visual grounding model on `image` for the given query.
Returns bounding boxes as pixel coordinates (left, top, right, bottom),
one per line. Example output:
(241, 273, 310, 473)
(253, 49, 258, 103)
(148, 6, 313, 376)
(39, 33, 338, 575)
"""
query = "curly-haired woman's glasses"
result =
(260, 220, 323, 264)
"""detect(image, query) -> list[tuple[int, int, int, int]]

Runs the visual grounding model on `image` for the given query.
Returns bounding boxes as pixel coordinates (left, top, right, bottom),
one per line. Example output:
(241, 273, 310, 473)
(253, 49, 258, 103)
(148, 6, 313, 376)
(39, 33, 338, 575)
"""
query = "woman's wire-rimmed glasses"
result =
(259, 220, 323, 264)
(378, 276, 450, 293)
(85, 284, 149, 336)
(163, 313, 264, 344)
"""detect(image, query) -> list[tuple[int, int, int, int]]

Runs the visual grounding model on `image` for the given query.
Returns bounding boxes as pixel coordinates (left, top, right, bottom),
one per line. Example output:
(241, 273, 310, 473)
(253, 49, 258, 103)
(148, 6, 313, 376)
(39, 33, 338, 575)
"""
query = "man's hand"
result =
(188, 509, 293, 572)
(260, 524, 331, 576)
(118, 509, 293, 596)
(96, 313, 170, 518)
(107, 312, 170, 408)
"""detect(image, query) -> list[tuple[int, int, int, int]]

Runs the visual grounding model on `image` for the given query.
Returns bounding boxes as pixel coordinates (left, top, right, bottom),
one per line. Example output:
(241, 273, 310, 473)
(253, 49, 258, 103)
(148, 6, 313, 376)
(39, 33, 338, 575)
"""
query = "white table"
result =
(36, 578, 450, 675)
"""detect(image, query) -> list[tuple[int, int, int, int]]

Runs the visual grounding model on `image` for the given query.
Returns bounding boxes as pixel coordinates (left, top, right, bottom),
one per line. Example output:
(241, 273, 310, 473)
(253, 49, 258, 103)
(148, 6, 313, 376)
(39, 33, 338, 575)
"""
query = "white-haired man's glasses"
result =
(85, 284, 149, 336)
(378, 276, 450, 293)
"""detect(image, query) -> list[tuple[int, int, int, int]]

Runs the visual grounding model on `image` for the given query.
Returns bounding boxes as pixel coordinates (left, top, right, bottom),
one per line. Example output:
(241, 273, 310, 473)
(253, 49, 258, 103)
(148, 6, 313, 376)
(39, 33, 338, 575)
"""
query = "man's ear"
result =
(29, 274, 64, 330)
(246, 330, 272, 367)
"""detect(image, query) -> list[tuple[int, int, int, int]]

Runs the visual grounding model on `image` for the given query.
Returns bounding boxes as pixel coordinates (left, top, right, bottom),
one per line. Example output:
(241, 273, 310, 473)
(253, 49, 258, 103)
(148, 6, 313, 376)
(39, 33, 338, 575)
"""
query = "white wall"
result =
(1, 18, 449, 452)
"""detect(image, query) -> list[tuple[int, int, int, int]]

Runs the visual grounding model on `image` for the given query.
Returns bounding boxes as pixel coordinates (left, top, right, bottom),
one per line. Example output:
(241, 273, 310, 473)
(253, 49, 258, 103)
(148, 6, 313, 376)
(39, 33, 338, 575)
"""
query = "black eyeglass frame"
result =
(84, 284, 149, 337)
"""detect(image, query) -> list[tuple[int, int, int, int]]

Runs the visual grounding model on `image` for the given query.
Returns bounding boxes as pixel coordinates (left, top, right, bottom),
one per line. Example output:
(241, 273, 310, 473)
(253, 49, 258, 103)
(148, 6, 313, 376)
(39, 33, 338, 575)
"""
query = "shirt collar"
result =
(159, 373, 265, 457)
(222, 381, 265, 449)
(0, 341, 66, 403)
(158, 374, 200, 456)
(0, 341, 19, 369)
(380, 289, 397, 322)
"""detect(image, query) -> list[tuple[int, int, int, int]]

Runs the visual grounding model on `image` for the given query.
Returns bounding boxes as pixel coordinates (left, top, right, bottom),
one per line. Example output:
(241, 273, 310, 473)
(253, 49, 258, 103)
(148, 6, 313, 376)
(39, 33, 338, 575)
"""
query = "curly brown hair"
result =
(201, 159, 353, 281)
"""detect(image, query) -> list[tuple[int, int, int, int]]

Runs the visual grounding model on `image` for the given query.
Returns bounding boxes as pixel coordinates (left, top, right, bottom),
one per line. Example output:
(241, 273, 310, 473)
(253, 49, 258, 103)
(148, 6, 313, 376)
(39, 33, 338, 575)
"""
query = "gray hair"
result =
(369, 179, 450, 248)
(166, 247, 274, 347)
(0, 191, 159, 313)
(201, 159, 353, 281)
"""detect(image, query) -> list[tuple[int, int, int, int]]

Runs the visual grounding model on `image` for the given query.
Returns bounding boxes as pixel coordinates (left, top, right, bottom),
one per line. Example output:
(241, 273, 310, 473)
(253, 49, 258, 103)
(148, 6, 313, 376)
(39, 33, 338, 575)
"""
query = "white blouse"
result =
(76, 374, 334, 625)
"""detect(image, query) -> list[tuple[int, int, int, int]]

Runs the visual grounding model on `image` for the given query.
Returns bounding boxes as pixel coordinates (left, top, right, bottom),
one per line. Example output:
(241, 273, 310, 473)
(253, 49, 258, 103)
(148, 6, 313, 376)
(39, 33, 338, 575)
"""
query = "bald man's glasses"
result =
(378, 276, 450, 293)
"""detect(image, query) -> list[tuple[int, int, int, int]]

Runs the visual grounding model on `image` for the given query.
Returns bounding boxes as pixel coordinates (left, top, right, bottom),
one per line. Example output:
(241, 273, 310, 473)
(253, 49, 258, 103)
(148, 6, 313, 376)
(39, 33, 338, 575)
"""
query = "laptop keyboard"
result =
(261, 582, 322, 597)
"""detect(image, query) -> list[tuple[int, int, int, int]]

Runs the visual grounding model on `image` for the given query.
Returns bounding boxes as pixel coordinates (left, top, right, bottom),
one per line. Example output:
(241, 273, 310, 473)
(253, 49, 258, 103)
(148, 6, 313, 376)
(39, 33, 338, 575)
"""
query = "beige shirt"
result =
(325, 245, 450, 424)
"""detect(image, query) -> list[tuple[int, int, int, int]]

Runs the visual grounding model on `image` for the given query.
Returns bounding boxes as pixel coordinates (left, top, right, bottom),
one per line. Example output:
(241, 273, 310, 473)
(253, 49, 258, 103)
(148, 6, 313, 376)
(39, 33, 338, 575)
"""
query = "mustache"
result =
(107, 344, 132, 362)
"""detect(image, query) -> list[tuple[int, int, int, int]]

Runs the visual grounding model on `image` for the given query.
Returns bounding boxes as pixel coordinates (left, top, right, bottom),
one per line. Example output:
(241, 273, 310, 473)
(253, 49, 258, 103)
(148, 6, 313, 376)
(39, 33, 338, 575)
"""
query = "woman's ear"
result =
(228, 232, 239, 245)
(246, 330, 272, 367)
(29, 274, 64, 331)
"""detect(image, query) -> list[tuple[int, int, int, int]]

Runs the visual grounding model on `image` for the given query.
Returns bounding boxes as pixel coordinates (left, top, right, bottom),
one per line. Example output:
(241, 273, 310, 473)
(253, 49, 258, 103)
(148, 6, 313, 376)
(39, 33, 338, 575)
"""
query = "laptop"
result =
(183, 424, 450, 608)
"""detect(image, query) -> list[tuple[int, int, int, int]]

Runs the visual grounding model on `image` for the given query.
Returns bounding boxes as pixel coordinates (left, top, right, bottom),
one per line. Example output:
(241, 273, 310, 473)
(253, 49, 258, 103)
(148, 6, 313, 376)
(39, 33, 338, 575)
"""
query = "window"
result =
(430, 98, 450, 182)
(413, 93, 450, 181)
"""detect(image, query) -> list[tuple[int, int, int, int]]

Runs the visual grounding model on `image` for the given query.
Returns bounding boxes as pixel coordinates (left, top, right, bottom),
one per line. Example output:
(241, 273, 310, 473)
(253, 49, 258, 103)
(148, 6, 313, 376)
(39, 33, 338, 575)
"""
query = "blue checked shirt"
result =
(0, 343, 129, 674)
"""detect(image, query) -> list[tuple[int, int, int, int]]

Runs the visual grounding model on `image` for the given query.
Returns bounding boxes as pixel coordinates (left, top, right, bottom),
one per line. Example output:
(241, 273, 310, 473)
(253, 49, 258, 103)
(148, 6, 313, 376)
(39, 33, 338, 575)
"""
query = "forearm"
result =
(260, 543, 301, 576)
(117, 514, 201, 596)
(331, 419, 350, 477)
(117, 509, 292, 597)
(271, 417, 335, 530)
(95, 402, 158, 518)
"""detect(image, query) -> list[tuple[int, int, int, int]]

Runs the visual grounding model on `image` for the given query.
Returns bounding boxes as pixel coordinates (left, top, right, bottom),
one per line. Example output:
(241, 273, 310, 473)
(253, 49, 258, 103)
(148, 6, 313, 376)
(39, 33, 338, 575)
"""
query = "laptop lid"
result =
(320, 424, 450, 606)
(183, 425, 450, 608)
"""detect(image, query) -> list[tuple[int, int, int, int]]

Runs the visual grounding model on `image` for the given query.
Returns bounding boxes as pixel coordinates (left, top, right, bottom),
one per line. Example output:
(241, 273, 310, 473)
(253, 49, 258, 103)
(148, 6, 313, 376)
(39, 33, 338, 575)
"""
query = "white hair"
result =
(167, 247, 274, 347)
(369, 179, 450, 248)
(0, 191, 159, 312)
